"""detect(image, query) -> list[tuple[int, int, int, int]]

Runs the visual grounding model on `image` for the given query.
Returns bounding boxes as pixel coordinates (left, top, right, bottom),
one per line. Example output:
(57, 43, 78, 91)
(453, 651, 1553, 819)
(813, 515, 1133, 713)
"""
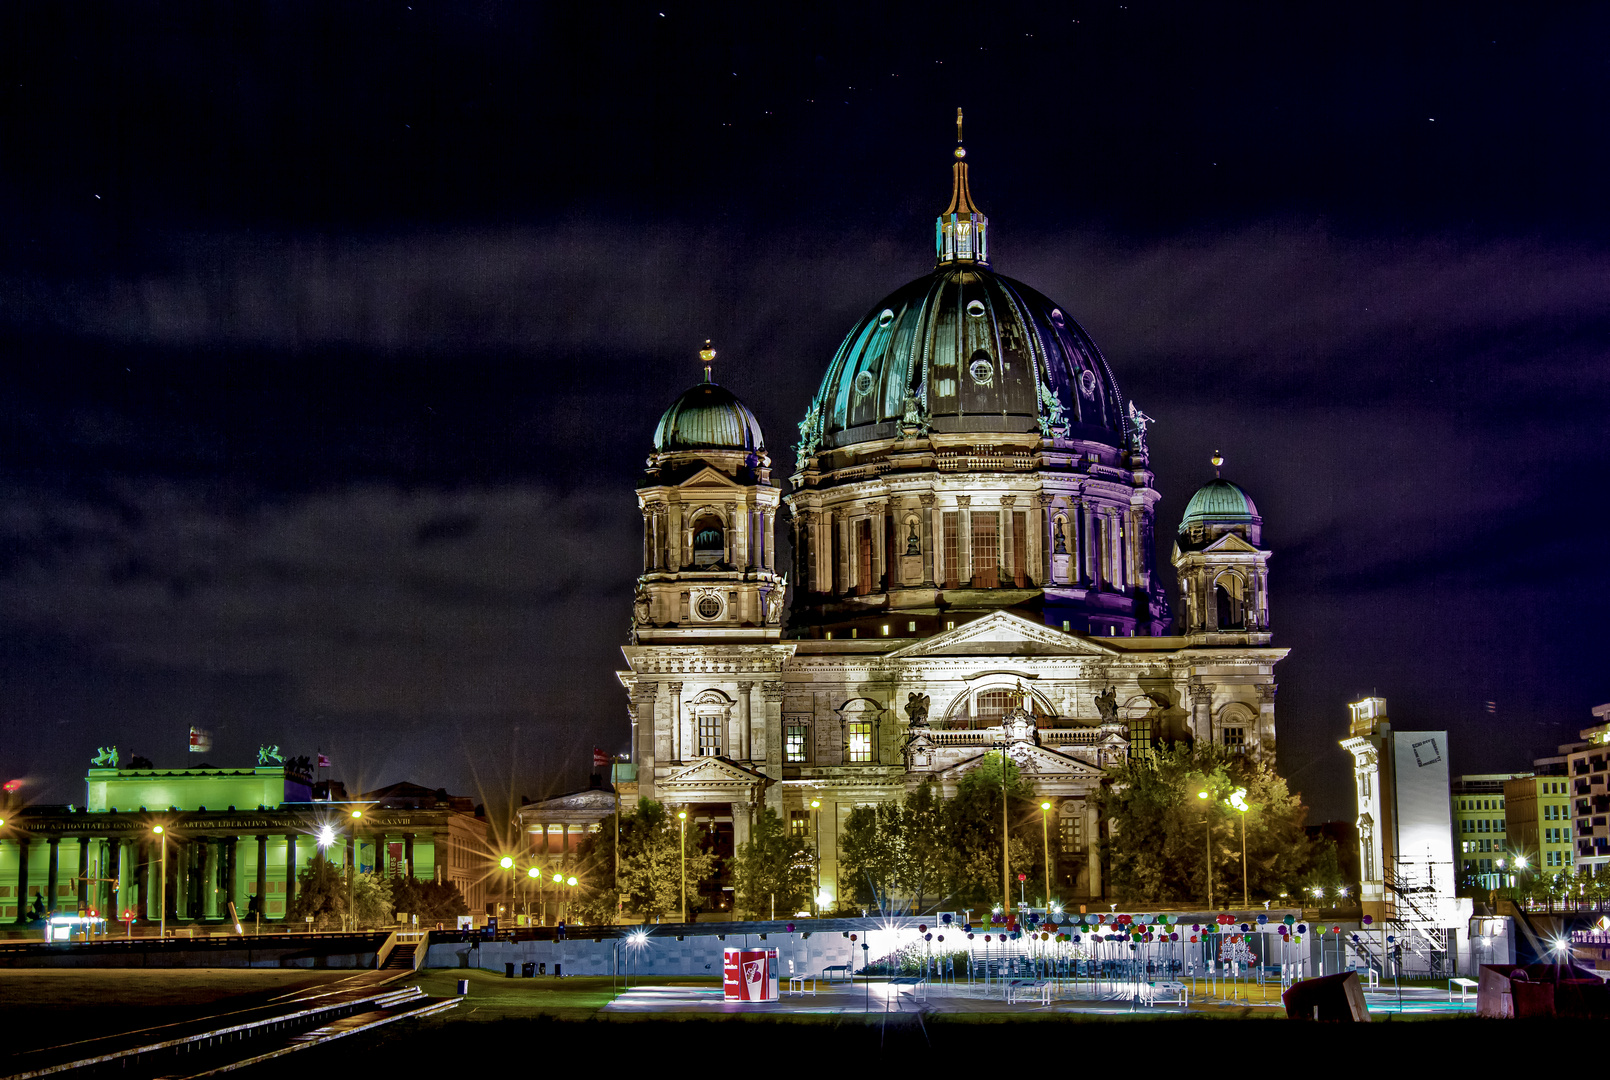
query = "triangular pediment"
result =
(677, 466, 742, 490)
(523, 789, 620, 815)
(936, 743, 1106, 780)
(662, 756, 769, 787)
(891, 610, 1117, 659)
(1202, 532, 1260, 554)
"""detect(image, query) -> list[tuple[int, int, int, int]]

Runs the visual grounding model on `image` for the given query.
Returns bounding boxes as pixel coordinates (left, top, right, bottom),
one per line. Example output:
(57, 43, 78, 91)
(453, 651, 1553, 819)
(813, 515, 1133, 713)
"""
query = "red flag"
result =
(317, 753, 331, 768)
(593, 748, 609, 768)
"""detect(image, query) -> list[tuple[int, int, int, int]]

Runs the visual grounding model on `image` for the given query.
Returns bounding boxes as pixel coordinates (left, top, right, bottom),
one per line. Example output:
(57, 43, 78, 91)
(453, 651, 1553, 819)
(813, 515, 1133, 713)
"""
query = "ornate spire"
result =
(936, 108, 989, 266)
(700, 339, 716, 383)
(1212, 451, 1223, 478)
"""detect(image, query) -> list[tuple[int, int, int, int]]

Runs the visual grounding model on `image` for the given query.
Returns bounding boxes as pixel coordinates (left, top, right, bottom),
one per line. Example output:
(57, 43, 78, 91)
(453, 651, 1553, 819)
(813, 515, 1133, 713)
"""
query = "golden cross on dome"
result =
(700, 339, 716, 382)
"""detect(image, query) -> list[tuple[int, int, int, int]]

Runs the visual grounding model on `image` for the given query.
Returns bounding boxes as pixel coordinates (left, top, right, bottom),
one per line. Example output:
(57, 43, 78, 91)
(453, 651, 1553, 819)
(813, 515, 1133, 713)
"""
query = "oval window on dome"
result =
(1050, 308, 1066, 328)
(966, 299, 986, 318)
(853, 371, 874, 396)
(1079, 369, 1098, 399)
(877, 308, 895, 328)
(969, 352, 994, 385)
(696, 594, 723, 620)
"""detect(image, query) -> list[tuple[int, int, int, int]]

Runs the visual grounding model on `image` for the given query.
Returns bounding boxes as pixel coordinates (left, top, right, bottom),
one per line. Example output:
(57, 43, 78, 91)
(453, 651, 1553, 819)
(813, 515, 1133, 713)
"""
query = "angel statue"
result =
(91, 746, 119, 768)
(1127, 400, 1155, 455)
(1094, 686, 1120, 724)
(258, 744, 284, 766)
(904, 691, 932, 726)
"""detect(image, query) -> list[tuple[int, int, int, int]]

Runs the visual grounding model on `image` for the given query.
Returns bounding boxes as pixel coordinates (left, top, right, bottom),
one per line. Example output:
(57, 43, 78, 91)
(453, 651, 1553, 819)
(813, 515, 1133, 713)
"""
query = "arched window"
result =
(692, 514, 725, 567)
(1127, 714, 1154, 767)
(1215, 573, 1245, 630)
(974, 690, 1015, 728)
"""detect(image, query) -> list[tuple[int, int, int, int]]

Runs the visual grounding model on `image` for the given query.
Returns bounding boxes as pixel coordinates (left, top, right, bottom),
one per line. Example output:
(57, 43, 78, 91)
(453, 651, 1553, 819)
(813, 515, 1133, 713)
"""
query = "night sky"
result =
(2, 1, 1607, 823)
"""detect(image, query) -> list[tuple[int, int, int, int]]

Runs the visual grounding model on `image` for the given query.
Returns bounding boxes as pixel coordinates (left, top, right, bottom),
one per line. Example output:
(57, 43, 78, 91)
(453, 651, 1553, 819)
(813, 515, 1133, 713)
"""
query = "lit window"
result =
(785, 724, 807, 764)
(697, 716, 722, 757)
(1223, 727, 1245, 753)
(1059, 809, 1083, 851)
(975, 690, 1015, 728)
(847, 721, 874, 763)
(789, 810, 808, 838)
(908, 621, 916, 632)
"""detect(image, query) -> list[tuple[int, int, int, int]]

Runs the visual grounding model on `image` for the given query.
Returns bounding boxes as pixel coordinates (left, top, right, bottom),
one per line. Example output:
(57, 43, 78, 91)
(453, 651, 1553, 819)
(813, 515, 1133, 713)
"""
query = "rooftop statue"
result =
(1095, 687, 1120, 724)
(1127, 400, 1155, 455)
(91, 746, 119, 768)
(904, 691, 932, 727)
(258, 744, 284, 766)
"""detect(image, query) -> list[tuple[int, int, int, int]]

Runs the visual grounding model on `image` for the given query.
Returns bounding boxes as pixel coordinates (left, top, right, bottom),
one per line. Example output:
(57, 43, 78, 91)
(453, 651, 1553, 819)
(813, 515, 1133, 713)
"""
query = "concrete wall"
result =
(426, 930, 860, 978)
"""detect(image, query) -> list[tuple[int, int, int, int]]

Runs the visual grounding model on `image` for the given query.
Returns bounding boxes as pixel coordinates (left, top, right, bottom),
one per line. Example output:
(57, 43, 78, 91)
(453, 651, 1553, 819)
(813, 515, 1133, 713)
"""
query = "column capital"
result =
(762, 680, 787, 702)
(667, 681, 684, 694)
(1000, 494, 1017, 508)
(1189, 680, 1216, 704)
(1256, 682, 1279, 703)
(736, 680, 755, 693)
(919, 492, 936, 508)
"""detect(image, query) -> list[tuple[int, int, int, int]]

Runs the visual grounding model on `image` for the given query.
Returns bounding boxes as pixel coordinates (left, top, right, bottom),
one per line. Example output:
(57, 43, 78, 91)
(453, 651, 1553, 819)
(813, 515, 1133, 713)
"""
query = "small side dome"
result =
(1179, 476, 1262, 547)
(652, 383, 764, 453)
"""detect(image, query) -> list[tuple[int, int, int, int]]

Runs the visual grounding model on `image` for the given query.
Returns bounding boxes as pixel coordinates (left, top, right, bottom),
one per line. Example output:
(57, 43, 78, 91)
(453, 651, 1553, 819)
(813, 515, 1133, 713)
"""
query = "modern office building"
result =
(1568, 703, 1610, 877)
(1451, 773, 1527, 891)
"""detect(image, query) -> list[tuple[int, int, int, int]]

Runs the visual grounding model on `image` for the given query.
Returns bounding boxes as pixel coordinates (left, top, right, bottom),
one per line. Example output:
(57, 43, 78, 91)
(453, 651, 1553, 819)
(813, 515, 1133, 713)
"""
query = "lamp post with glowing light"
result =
(1229, 787, 1250, 908)
(677, 810, 688, 923)
(152, 825, 167, 939)
(1197, 790, 1213, 911)
(526, 865, 540, 922)
(1039, 802, 1053, 910)
(810, 799, 822, 917)
(347, 809, 362, 929)
(499, 856, 515, 922)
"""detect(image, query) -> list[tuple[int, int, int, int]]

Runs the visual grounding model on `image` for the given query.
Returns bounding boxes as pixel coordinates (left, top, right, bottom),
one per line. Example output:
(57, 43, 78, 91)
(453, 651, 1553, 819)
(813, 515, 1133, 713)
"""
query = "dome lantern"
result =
(935, 108, 989, 267)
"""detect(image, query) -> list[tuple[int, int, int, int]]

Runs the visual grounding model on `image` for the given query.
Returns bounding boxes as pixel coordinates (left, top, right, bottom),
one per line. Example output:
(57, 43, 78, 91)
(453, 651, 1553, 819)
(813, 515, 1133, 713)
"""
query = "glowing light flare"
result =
(317, 825, 337, 848)
(499, 856, 514, 869)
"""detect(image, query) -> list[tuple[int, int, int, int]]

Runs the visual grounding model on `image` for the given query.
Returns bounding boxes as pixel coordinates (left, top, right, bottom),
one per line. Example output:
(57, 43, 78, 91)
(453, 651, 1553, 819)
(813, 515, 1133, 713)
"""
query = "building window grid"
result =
(784, 724, 808, 764)
(846, 721, 874, 763)
(697, 715, 722, 757)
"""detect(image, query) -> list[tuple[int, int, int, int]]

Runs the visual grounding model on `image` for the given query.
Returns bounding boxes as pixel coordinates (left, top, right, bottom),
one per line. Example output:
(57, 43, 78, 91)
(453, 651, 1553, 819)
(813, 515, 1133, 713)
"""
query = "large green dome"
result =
(798, 265, 1128, 454)
(652, 380, 764, 454)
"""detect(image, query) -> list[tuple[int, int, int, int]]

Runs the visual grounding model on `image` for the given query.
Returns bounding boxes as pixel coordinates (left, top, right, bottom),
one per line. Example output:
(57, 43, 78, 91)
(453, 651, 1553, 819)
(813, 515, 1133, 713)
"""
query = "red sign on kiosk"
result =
(722, 948, 779, 1002)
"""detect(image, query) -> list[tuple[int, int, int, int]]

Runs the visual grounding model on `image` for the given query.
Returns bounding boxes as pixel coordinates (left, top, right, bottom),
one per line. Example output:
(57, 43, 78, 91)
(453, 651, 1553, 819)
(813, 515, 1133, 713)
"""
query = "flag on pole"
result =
(188, 727, 212, 753)
(593, 748, 610, 768)
(317, 753, 331, 768)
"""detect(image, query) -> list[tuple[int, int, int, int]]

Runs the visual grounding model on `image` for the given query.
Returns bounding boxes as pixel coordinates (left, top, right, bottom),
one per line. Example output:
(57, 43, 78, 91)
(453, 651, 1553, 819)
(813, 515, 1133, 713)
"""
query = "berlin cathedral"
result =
(617, 120, 1286, 906)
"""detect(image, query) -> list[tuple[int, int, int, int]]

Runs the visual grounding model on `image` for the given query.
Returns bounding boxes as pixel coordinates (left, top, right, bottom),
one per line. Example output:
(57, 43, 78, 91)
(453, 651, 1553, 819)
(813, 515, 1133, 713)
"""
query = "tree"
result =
(731, 809, 813, 919)
(1096, 744, 1314, 906)
(392, 877, 470, 926)
(289, 857, 347, 929)
(841, 802, 905, 912)
(941, 753, 1037, 912)
(616, 799, 716, 921)
(351, 871, 394, 928)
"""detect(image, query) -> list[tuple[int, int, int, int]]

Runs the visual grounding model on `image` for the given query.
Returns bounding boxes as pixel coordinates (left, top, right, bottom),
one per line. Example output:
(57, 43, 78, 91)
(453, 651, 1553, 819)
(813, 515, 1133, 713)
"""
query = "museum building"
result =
(617, 123, 1288, 908)
(0, 753, 489, 928)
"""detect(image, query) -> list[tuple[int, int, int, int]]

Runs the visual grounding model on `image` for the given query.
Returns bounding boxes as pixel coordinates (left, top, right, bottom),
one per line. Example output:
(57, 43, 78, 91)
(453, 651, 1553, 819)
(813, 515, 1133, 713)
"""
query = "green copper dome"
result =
(652, 380, 765, 454)
(1179, 477, 1262, 545)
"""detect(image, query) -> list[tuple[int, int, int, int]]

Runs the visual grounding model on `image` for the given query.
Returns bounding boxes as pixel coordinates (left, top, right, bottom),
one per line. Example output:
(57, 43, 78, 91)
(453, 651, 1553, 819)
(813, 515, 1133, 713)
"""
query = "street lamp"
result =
(1229, 787, 1250, 908)
(526, 865, 540, 922)
(1039, 802, 1053, 911)
(347, 809, 362, 929)
(500, 856, 514, 921)
(1197, 791, 1213, 910)
(152, 825, 166, 939)
(810, 799, 822, 917)
(678, 810, 688, 923)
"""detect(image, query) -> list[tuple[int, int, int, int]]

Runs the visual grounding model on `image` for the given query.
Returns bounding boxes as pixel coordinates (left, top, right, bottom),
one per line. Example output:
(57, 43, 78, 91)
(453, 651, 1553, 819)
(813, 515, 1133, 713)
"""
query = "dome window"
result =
(969, 351, 994, 385)
(966, 299, 986, 318)
(853, 371, 875, 396)
(1079, 369, 1097, 398)
(695, 594, 724, 620)
(1050, 308, 1065, 328)
(877, 308, 895, 328)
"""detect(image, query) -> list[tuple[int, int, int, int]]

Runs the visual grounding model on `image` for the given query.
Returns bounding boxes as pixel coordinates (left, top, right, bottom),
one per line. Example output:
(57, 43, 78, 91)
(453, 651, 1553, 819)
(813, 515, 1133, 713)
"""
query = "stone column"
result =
(203, 840, 220, 919)
(77, 839, 90, 912)
(254, 835, 268, 920)
(667, 496, 683, 571)
(1256, 683, 1279, 758)
(920, 493, 936, 586)
(957, 495, 972, 585)
(224, 838, 238, 916)
(1086, 803, 1103, 898)
(633, 683, 659, 800)
(762, 681, 786, 781)
(1037, 494, 1054, 584)
(285, 834, 298, 915)
(46, 838, 60, 916)
(432, 831, 449, 885)
(403, 833, 415, 880)
(669, 681, 684, 763)
(12, 839, 28, 924)
(1190, 681, 1216, 744)
(1080, 500, 1094, 585)
(838, 511, 850, 594)
(737, 681, 755, 761)
(873, 501, 887, 592)
(999, 496, 1014, 586)
(108, 840, 122, 921)
(732, 801, 754, 850)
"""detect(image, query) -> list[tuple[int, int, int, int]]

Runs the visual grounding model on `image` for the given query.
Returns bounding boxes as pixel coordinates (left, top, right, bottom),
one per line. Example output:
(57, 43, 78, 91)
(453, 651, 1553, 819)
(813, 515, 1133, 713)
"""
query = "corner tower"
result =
(632, 344, 785, 643)
(786, 117, 1169, 639)
(1172, 454, 1272, 644)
